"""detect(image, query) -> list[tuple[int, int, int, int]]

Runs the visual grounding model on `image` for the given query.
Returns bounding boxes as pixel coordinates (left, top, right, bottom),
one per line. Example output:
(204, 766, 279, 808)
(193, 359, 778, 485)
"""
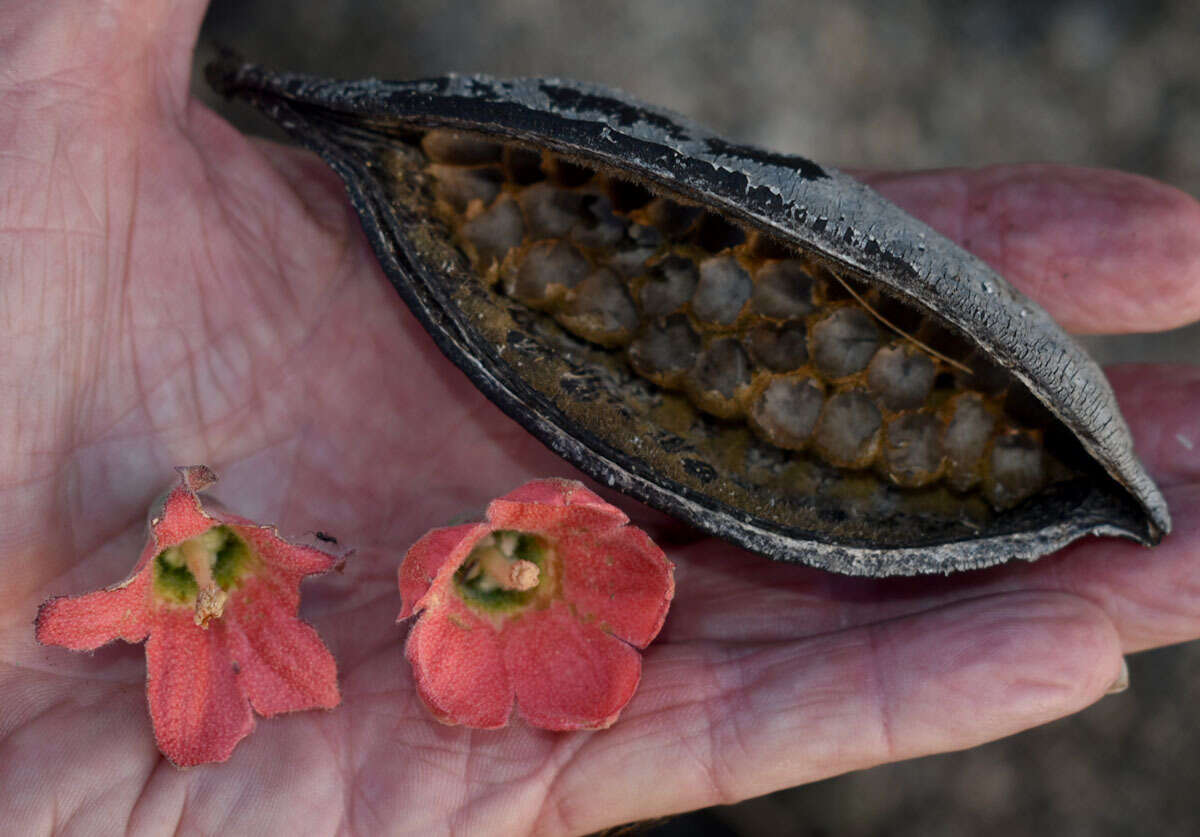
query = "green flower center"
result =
(453, 530, 553, 613)
(153, 526, 254, 621)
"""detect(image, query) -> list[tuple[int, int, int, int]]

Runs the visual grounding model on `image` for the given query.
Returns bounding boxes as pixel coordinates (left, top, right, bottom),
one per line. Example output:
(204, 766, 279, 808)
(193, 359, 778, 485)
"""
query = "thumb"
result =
(3, 0, 210, 119)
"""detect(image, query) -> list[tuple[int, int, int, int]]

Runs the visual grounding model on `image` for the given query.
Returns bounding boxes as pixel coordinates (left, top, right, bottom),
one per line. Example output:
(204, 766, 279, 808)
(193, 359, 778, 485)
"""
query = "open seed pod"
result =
(208, 57, 1170, 576)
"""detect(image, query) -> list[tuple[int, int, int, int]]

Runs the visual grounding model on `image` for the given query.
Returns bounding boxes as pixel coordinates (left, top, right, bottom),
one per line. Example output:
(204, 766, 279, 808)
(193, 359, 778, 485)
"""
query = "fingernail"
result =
(1105, 658, 1130, 695)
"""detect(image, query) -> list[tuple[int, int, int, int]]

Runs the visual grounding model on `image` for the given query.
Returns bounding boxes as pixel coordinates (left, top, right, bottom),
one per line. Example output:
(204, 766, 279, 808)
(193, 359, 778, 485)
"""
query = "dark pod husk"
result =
(208, 57, 1170, 576)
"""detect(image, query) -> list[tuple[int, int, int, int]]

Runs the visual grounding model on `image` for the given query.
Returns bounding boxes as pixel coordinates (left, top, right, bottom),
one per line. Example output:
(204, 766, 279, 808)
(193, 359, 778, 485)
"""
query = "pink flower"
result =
(398, 478, 675, 730)
(36, 466, 342, 766)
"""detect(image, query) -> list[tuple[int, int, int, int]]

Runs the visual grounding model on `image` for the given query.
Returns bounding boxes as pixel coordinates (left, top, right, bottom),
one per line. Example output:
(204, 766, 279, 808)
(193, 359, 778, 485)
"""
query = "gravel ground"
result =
(195, 1, 1200, 833)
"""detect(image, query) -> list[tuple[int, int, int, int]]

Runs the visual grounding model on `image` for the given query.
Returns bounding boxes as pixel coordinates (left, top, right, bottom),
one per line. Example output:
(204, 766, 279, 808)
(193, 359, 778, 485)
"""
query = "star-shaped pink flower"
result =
(36, 465, 342, 766)
(398, 478, 675, 730)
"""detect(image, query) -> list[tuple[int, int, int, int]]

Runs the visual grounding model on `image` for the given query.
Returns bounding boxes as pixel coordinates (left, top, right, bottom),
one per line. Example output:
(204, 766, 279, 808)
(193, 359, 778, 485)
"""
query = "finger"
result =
(1106, 363, 1200, 489)
(4, 0, 209, 114)
(545, 591, 1121, 833)
(858, 165, 1200, 335)
(669, 482, 1197, 662)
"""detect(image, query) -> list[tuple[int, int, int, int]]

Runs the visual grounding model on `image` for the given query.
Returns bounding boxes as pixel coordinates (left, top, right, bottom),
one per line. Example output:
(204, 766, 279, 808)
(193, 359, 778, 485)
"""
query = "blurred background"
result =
(195, 1, 1199, 833)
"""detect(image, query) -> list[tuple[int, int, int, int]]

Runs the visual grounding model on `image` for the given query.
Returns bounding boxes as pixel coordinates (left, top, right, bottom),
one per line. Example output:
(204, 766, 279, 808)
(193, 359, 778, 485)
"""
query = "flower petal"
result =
(559, 524, 675, 647)
(151, 468, 219, 548)
(35, 557, 153, 650)
(398, 523, 490, 619)
(222, 577, 340, 716)
(233, 524, 339, 587)
(145, 608, 253, 766)
(503, 601, 642, 730)
(487, 478, 628, 533)
(405, 598, 513, 728)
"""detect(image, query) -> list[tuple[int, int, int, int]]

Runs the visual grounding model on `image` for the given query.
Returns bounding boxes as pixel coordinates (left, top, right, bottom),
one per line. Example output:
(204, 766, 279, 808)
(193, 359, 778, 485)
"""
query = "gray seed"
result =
(428, 164, 503, 213)
(558, 268, 639, 344)
(884, 411, 944, 487)
(746, 321, 809, 372)
(520, 182, 586, 240)
(692, 255, 752, 325)
(570, 194, 627, 249)
(867, 345, 936, 411)
(421, 130, 502, 165)
(752, 260, 815, 319)
(749, 376, 824, 450)
(629, 314, 701, 378)
(641, 255, 698, 317)
(609, 224, 662, 276)
(811, 307, 880, 379)
(505, 240, 589, 308)
(461, 195, 524, 266)
(943, 394, 997, 491)
(813, 390, 882, 467)
(985, 432, 1045, 509)
(690, 338, 751, 398)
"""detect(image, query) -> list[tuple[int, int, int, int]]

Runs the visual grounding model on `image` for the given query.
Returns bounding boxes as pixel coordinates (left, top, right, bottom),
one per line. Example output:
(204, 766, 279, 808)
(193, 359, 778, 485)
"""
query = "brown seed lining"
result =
(419, 129, 1059, 508)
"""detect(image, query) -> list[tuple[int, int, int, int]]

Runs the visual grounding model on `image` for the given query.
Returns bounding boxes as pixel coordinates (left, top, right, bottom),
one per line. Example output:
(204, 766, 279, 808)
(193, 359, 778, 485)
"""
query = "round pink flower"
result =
(36, 466, 342, 766)
(398, 478, 675, 730)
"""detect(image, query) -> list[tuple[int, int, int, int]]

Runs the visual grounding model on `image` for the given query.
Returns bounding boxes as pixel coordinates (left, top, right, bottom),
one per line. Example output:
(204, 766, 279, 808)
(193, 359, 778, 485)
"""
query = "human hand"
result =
(3, 1, 1199, 833)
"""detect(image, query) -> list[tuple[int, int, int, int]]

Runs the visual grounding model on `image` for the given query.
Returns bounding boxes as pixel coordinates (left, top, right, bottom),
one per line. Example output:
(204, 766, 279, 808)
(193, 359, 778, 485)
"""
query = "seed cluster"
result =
(419, 130, 1048, 509)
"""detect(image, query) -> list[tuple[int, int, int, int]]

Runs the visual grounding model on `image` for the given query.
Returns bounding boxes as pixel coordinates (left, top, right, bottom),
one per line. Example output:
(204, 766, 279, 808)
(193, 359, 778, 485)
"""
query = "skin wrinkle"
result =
(170, 779, 189, 837)
(0, 681, 69, 745)
(0, 687, 138, 827)
(123, 146, 158, 454)
(705, 645, 758, 806)
(532, 734, 603, 837)
(182, 302, 213, 457)
(699, 701, 744, 811)
(200, 160, 306, 321)
(863, 620, 898, 766)
(525, 745, 581, 837)
(114, 137, 306, 455)
(186, 156, 276, 321)
(57, 751, 146, 837)
(345, 760, 384, 836)
(61, 331, 230, 449)
(191, 267, 253, 436)
(317, 695, 355, 836)
(446, 730, 477, 837)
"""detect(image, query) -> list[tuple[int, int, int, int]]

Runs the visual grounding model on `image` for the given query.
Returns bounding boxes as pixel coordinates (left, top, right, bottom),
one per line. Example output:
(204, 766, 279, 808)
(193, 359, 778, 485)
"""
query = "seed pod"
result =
(208, 57, 1170, 576)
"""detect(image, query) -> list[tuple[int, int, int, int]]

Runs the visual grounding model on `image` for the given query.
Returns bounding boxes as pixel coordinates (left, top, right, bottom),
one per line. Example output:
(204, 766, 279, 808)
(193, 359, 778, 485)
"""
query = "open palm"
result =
(3, 2, 1200, 834)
